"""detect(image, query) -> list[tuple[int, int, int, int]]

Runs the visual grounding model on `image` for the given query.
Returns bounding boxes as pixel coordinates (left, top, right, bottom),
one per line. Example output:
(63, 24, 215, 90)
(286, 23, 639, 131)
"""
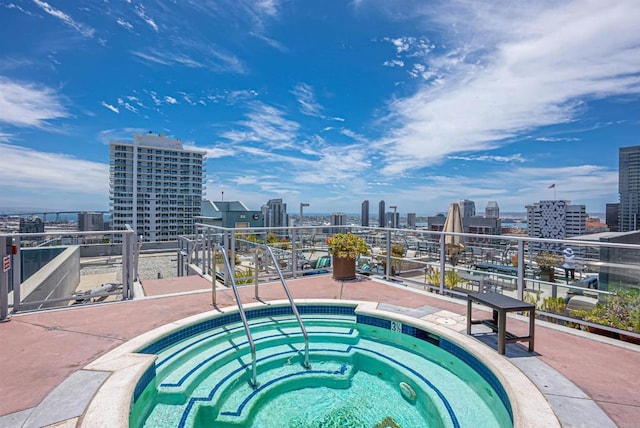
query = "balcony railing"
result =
(184, 223, 640, 343)
(0, 227, 138, 321)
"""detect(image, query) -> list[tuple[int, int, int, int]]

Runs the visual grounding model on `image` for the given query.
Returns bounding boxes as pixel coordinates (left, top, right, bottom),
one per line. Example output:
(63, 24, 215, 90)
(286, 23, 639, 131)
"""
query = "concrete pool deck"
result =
(1, 274, 639, 427)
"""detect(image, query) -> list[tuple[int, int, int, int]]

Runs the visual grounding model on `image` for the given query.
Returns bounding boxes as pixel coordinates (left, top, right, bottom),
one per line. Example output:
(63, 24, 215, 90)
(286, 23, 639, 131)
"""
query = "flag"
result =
(548, 184, 555, 189)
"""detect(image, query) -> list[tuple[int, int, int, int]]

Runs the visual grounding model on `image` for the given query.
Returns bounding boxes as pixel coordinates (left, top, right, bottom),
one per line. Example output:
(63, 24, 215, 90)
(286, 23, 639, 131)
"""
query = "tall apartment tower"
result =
(262, 199, 288, 228)
(406, 213, 417, 228)
(378, 200, 385, 227)
(526, 200, 586, 251)
(361, 200, 369, 226)
(619, 145, 640, 231)
(109, 132, 205, 241)
(459, 199, 476, 218)
(485, 201, 499, 218)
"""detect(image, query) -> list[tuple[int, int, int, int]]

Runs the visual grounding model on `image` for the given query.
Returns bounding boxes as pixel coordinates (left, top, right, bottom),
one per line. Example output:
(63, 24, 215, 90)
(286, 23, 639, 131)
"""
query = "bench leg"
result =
(467, 299, 472, 334)
(529, 309, 535, 352)
(498, 310, 506, 354)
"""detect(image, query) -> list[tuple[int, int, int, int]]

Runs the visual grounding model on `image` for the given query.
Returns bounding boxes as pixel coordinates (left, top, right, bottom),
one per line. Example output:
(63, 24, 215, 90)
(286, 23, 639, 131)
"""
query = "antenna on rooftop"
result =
(221, 190, 224, 202)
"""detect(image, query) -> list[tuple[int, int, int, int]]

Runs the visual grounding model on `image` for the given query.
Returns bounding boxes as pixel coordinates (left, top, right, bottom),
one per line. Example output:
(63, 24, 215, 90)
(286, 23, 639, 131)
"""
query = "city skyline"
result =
(1, 1, 639, 214)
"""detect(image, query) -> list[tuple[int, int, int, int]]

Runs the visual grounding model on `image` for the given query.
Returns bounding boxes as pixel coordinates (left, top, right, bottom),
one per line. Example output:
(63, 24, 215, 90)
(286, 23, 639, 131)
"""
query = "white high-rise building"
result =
(109, 132, 205, 241)
(526, 200, 586, 251)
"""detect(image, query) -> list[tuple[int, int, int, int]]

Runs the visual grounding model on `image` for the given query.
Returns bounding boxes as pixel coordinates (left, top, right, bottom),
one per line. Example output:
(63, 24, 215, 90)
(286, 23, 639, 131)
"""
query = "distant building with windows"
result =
(198, 200, 262, 228)
(606, 203, 620, 232)
(78, 212, 104, 232)
(619, 145, 640, 231)
(109, 132, 205, 241)
(378, 200, 385, 227)
(459, 199, 476, 218)
(485, 201, 499, 218)
(261, 199, 288, 228)
(385, 211, 400, 228)
(19, 216, 44, 234)
(526, 200, 586, 252)
(361, 200, 369, 227)
(407, 213, 417, 228)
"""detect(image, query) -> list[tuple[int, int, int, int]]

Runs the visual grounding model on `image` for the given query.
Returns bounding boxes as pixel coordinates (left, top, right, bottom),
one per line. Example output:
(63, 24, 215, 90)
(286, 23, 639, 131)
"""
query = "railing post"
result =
(12, 237, 21, 313)
(385, 229, 392, 280)
(254, 248, 260, 300)
(212, 244, 217, 306)
(121, 230, 130, 300)
(517, 240, 525, 300)
(223, 231, 230, 287)
(230, 230, 236, 284)
(439, 238, 446, 294)
(0, 235, 9, 321)
(292, 228, 298, 278)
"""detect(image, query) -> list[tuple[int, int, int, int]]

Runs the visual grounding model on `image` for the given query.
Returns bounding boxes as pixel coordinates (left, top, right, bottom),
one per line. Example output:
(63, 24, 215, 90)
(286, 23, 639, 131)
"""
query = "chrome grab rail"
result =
(216, 244, 258, 387)
(263, 245, 311, 369)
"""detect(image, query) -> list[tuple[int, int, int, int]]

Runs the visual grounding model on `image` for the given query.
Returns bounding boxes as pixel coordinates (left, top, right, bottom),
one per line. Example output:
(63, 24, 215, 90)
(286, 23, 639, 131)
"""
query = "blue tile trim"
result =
(160, 328, 355, 388)
(402, 325, 441, 346)
(178, 345, 460, 428)
(219, 364, 350, 417)
(440, 339, 513, 422)
(134, 304, 510, 428)
(357, 314, 391, 329)
(139, 305, 356, 355)
(133, 363, 156, 404)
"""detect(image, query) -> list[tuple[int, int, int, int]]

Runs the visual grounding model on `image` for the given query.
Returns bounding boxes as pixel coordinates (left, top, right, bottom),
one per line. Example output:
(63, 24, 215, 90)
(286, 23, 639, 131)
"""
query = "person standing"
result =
(562, 247, 576, 282)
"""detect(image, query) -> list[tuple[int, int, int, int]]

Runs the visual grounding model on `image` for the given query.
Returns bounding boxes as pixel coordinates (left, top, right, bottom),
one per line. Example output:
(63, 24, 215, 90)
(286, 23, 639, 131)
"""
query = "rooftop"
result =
(1, 274, 639, 427)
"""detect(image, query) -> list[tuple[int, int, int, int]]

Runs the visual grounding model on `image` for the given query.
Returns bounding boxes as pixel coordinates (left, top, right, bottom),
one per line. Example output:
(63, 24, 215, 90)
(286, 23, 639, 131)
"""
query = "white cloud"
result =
(383, 59, 404, 68)
(381, 0, 640, 175)
(0, 143, 108, 195)
(32, 0, 95, 37)
(164, 96, 178, 104)
(222, 102, 300, 148)
(291, 83, 324, 117)
(101, 101, 119, 113)
(447, 154, 526, 163)
(134, 4, 159, 32)
(0, 77, 68, 127)
(116, 18, 133, 31)
(535, 136, 580, 142)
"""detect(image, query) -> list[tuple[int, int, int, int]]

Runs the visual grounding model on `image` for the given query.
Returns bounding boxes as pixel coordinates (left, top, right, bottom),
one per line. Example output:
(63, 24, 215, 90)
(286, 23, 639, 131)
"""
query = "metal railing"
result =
(187, 223, 640, 341)
(262, 245, 310, 369)
(0, 226, 138, 321)
(215, 244, 258, 387)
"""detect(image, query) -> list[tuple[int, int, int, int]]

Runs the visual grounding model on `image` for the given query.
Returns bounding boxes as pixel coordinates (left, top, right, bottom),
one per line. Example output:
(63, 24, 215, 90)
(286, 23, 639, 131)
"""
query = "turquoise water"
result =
(131, 313, 512, 427)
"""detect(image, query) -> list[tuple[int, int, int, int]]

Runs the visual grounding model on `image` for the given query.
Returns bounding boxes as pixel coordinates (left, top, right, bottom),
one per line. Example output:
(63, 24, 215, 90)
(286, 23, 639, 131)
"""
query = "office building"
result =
(19, 216, 44, 234)
(526, 200, 586, 251)
(619, 145, 640, 231)
(78, 212, 104, 232)
(606, 203, 620, 232)
(385, 211, 400, 228)
(407, 213, 417, 228)
(378, 200, 385, 227)
(459, 199, 476, 218)
(262, 199, 288, 228)
(485, 201, 499, 218)
(361, 200, 369, 227)
(198, 200, 262, 228)
(109, 132, 205, 241)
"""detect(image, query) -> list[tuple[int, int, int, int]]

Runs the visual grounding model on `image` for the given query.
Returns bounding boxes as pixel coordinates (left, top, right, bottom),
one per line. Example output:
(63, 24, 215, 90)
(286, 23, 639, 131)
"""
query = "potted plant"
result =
(534, 251, 559, 282)
(328, 233, 369, 280)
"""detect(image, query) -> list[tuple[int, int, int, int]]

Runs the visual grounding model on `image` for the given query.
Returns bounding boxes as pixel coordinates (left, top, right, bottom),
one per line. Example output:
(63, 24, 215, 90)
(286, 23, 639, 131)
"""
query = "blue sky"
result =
(1, 0, 639, 216)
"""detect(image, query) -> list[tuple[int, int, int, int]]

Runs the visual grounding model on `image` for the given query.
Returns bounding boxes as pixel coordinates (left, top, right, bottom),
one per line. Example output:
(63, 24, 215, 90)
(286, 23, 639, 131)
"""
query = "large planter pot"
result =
(332, 255, 356, 280)
(540, 268, 555, 282)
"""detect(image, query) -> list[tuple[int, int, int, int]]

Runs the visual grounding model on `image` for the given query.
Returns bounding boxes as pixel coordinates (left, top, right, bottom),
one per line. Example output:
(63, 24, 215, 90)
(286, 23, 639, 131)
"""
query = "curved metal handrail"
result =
(263, 245, 311, 369)
(216, 244, 258, 387)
